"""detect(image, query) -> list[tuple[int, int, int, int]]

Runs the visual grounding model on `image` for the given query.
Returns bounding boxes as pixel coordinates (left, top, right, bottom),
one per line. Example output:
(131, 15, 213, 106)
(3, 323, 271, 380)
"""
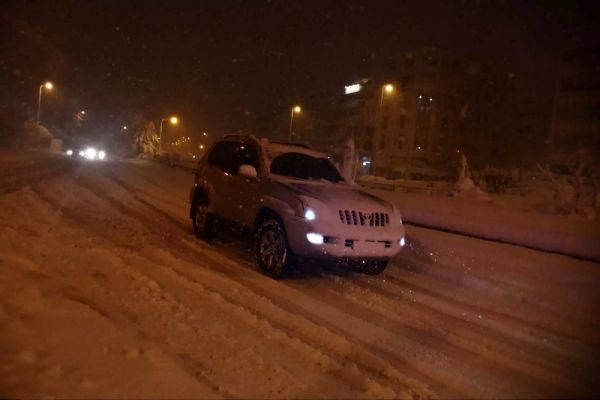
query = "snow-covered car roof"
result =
(259, 138, 328, 162)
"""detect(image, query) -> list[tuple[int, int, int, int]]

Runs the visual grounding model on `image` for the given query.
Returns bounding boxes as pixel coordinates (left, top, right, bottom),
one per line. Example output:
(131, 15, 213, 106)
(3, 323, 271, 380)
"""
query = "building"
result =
(311, 47, 494, 179)
(371, 47, 475, 178)
(308, 77, 378, 174)
(547, 47, 600, 168)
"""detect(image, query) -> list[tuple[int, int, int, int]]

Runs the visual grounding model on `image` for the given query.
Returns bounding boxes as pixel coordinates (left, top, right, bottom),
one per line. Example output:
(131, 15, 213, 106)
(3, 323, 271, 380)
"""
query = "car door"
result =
(206, 140, 240, 218)
(227, 141, 263, 227)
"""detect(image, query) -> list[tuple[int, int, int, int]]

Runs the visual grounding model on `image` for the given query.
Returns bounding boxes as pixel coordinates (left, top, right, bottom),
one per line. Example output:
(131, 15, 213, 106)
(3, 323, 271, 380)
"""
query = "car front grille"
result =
(338, 209, 390, 227)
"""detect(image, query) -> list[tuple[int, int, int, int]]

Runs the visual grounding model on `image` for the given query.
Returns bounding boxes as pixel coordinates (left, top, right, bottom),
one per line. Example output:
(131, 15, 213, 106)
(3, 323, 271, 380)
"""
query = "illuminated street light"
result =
(288, 105, 302, 141)
(380, 83, 394, 107)
(159, 116, 179, 154)
(36, 81, 54, 124)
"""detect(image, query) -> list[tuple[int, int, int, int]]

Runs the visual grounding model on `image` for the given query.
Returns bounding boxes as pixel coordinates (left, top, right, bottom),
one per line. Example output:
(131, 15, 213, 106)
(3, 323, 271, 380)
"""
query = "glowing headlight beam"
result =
(304, 208, 316, 221)
(84, 147, 97, 160)
(306, 233, 324, 245)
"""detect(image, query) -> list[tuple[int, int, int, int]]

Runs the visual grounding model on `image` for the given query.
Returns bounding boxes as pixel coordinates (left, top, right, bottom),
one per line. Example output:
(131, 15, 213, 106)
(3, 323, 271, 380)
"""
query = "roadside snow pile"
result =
(369, 188, 600, 262)
(450, 175, 491, 202)
(449, 153, 491, 202)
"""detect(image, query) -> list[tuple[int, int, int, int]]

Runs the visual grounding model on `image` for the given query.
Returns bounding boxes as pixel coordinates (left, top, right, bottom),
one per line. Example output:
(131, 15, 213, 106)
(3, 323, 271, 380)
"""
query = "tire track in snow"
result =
(83, 191, 433, 397)
(0, 159, 70, 196)
(88, 173, 584, 398)
(309, 276, 588, 397)
(109, 162, 600, 397)
(26, 173, 416, 398)
(373, 271, 600, 361)
(10, 187, 254, 399)
(22, 162, 600, 398)
(191, 237, 597, 397)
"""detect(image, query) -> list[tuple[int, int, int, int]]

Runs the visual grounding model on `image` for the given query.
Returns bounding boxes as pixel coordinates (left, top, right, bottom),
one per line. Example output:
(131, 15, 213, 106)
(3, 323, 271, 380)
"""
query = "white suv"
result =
(189, 135, 405, 277)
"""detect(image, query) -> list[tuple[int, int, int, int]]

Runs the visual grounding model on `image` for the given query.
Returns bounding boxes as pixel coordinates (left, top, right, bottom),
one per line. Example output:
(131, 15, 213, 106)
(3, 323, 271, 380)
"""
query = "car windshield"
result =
(270, 152, 343, 183)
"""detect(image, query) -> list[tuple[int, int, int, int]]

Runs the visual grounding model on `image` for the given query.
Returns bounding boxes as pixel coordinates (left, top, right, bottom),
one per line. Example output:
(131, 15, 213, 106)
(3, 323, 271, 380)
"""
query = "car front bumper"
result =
(283, 215, 405, 260)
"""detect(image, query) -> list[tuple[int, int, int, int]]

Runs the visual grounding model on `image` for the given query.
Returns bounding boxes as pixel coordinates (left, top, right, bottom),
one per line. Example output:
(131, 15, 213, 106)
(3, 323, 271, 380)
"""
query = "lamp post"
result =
(380, 83, 394, 108)
(288, 105, 302, 141)
(36, 81, 54, 125)
(159, 116, 179, 155)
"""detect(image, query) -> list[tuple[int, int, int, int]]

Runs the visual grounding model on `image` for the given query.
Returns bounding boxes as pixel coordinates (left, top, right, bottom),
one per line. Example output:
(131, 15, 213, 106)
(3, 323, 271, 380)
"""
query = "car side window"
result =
(208, 140, 260, 174)
(208, 141, 238, 174)
(235, 143, 259, 170)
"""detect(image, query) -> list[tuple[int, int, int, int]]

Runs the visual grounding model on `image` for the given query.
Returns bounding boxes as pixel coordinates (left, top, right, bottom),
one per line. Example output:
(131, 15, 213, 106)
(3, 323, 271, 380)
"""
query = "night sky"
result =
(1, 0, 598, 141)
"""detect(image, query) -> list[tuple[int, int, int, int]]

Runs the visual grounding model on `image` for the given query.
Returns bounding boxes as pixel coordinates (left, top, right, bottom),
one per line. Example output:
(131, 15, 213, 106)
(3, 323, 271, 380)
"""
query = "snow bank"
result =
(368, 189, 600, 262)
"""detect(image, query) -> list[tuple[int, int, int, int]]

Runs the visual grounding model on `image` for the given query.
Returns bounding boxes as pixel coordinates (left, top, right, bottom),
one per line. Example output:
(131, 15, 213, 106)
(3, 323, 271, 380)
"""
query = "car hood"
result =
(278, 179, 393, 213)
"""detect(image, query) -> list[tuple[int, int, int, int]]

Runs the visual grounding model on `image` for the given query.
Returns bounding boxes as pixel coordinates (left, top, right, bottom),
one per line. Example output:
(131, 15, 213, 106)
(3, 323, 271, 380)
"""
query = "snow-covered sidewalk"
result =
(366, 188, 600, 262)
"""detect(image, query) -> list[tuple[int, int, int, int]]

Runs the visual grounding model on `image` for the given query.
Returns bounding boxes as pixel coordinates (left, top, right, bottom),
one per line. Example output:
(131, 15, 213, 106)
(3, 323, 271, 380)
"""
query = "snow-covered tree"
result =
(20, 121, 53, 148)
(341, 137, 356, 182)
(537, 149, 595, 218)
(134, 121, 159, 157)
(450, 152, 490, 201)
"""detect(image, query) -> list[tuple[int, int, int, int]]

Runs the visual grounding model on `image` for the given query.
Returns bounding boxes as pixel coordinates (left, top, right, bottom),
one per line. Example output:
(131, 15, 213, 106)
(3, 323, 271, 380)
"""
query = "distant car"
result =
(189, 134, 405, 277)
(65, 146, 107, 161)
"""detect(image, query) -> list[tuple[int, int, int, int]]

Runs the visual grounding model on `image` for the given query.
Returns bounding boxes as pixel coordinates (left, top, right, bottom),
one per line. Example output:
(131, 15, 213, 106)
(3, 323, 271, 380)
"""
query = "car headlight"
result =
(304, 208, 316, 221)
(98, 150, 106, 160)
(399, 237, 406, 247)
(66, 149, 73, 156)
(85, 147, 97, 160)
(306, 232, 324, 244)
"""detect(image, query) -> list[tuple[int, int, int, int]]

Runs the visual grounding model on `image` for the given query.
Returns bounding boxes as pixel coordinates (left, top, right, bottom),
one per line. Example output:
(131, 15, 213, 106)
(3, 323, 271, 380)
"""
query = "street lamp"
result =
(36, 81, 54, 124)
(288, 105, 302, 141)
(380, 83, 394, 108)
(159, 116, 179, 154)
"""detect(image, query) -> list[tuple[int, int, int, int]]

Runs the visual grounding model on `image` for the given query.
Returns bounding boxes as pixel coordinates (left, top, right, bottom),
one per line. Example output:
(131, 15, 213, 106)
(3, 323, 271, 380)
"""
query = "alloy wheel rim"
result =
(260, 229, 286, 270)
(195, 205, 207, 230)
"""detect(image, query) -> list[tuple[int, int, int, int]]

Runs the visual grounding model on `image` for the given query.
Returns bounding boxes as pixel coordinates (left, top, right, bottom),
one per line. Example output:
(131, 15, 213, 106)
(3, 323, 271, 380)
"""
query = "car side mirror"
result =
(238, 164, 258, 180)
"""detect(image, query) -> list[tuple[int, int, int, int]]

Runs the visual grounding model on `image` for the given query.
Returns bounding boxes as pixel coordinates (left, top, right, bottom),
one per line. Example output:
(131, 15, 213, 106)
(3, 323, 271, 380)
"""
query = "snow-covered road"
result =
(1, 152, 599, 398)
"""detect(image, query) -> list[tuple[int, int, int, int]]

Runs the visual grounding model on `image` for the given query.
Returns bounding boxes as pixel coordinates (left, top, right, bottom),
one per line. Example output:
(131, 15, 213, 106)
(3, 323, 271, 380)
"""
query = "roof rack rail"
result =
(269, 141, 313, 149)
(222, 133, 265, 142)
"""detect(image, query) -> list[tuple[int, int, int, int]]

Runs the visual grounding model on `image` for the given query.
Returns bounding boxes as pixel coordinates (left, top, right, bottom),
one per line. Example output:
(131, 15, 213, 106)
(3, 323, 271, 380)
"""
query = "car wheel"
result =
(192, 200, 215, 240)
(361, 259, 388, 275)
(256, 218, 295, 278)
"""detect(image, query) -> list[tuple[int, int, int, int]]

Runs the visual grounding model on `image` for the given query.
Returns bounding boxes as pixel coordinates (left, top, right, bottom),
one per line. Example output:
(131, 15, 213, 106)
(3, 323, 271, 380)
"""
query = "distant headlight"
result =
(66, 149, 73, 156)
(79, 150, 85, 157)
(85, 147, 97, 160)
(98, 150, 106, 160)
(399, 237, 406, 247)
(304, 208, 316, 221)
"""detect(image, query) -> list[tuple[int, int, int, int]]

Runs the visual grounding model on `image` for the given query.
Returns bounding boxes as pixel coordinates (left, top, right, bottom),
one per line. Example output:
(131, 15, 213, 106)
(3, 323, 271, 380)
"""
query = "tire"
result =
(361, 259, 388, 275)
(192, 197, 215, 240)
(256, 218, 295, 278)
